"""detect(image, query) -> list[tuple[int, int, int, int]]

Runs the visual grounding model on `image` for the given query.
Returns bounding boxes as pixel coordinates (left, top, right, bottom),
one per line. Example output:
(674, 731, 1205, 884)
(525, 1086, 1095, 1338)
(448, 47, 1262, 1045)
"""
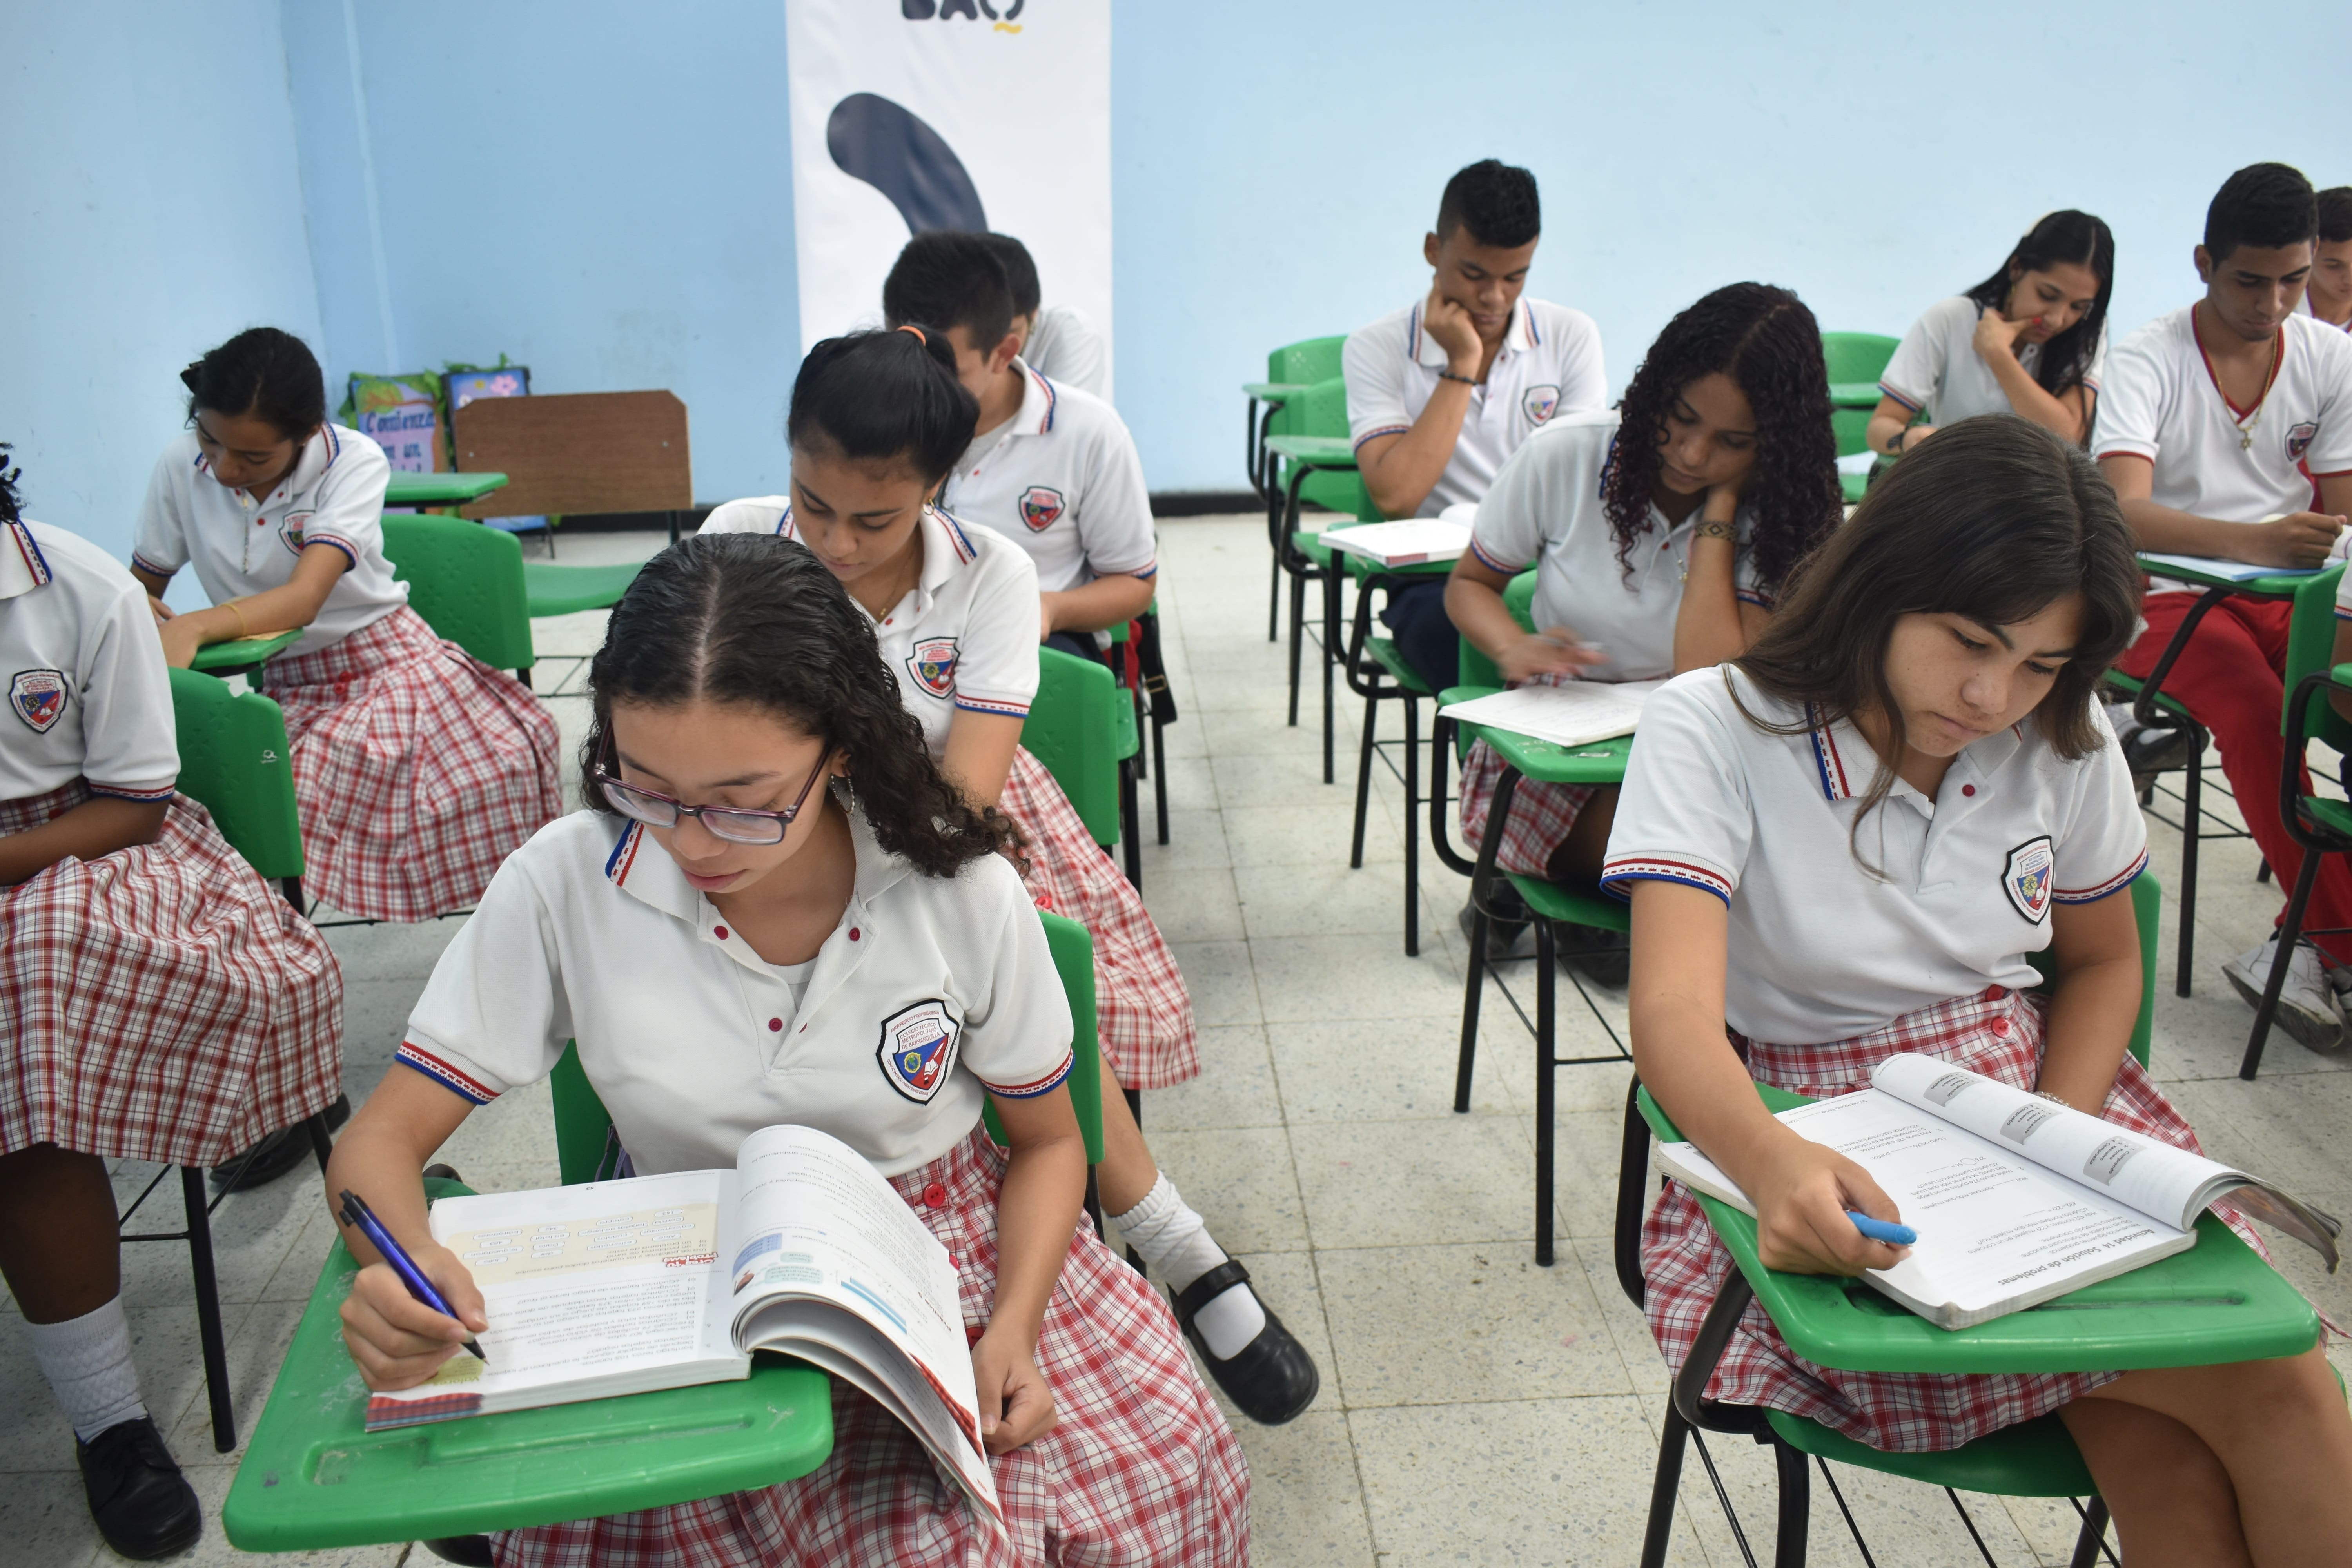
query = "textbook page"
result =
(1320, 517, 1472, 567)
(1438, 679, 1664, 750)
(726, 1125, 1001, 1524)
(2137, 552, 2317, 584)
(367, 1169, 748, 1429)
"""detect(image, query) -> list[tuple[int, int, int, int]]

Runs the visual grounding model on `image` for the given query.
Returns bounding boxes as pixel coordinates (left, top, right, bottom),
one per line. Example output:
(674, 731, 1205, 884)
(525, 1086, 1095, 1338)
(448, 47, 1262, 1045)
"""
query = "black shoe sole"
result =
(211, 1093, 350, 1192)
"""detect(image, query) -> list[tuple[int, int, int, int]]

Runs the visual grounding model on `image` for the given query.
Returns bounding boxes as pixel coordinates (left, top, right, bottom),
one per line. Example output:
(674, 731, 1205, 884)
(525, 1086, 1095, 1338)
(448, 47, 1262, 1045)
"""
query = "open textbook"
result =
(1657, 1053, 2340, 1330)
(365, 1125, 1000, 1526)
(1439, 678, 1665, 750)
(1320, 517, 1473, 568)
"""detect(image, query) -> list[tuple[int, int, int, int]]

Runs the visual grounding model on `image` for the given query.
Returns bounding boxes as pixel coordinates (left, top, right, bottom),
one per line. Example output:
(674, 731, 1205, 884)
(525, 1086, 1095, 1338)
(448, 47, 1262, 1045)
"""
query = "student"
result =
(701, 330, 1318, 1423)
(1347, 158, 1607, 692)
(1868, 209, 2114, 457)
(132, 328, 564, 926)
(327, 532, 1249, 1564)
(980, 231, 1107, 397)
(2308, 186, 2352, 331)
(0, 450, 343, 1560)
(1445, 283, 1840, 973)
(1604, 416, 2352, 1564)
(2093, 163, 2352, 1047)
(883, 233, 1154, 664)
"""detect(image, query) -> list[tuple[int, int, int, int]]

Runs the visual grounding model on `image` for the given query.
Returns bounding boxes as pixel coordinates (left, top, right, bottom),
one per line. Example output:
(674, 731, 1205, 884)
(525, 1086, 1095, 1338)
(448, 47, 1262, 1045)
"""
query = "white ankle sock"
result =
(1110, 1174, 1268, 1359)
(22, 1296, 148, 1442)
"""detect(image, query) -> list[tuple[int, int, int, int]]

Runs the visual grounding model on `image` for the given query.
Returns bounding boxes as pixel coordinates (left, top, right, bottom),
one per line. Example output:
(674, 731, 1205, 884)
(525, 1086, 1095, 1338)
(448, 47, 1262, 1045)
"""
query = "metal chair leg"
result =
(1350, 691, 1379, 870)
(306, 1111, 336, 1176)
(1403, 695, 1421, 958)
(2069, 1497, 2112, 1568)
(1118, 759, 1142, 891)
(180, 1167, 236, 1452)
(1322, 570, 1341, 784)
(1614, 1076, 1652, 1310)
(1638, 1404, 1696, 1568)
(1770, 1438, 1811, 1567)
(2241, 843, 2322, 1080)
(1287, 570, 1308, 726)
(1455, 906, 1486, 1114)
(1151, 714, 1169, 846)
(2178, 740, 2201, 997)
(1535, 918, 1557, 1267)
(281, 875, 305, 918)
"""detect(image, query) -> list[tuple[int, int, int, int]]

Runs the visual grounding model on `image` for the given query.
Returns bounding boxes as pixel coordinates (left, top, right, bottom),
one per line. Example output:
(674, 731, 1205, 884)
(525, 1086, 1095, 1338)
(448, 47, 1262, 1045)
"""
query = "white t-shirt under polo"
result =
(1600, 667, 2149, 1045)
(0, 521, 178, 804)
(1023, 305, 1107, 399)
(398, 804, 1075, 1177)
(699, 500, 1041, 757)
(941, 361, 1155, 596)
(1344, 296, 1606, 517)
(1879, 294, 2107, 427)
(1466, 411, 1770, 685)
(132, 424, 407, 655)
(2094, 308, 2352, 588)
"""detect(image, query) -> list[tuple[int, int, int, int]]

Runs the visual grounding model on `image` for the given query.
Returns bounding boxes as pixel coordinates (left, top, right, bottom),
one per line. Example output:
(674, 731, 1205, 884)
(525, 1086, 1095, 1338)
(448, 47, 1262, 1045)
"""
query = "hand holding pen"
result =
(1499, 625, 1607, 684)
(336, 1187, 490, 1388)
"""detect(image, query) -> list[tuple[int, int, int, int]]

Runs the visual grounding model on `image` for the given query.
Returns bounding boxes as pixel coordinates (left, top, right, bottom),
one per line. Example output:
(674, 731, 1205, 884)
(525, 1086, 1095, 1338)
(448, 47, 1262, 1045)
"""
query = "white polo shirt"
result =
(1879, 295, 2107, 427)
(1466, 412, 1771, 685)
(1344, 296, 1607, 517)
(2094, 308, 2352, 584)
(699, 500, 1040, 757)
(1023, 305, 1107, 399)
(1600, 666, 2149, 1045)
(940, 362, 1155, 597)
(398, 804, 1074, 1178)
(0, 521, 178, 805)
(132, 425, 408, 655)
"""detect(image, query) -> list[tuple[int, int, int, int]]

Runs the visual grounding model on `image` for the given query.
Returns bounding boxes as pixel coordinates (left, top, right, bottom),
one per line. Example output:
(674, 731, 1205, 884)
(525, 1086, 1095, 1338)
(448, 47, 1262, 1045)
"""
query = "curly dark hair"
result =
(0, 445, 20, 524)
(1963, 210, 2114, 403)
(583, 532, 1021, 877)
(1601, 283, 1841, 592)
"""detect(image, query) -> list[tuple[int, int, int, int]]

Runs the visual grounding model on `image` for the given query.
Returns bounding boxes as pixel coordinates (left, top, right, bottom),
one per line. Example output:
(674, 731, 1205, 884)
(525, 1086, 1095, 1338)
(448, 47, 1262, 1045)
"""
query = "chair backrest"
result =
(380, 514, 537, 671)
(166, 666, 305, 878)
(1455, 570, 1539, 689)
(1293, 376, 1381, 521)
(1267, 336, 1346, 388)
(452, 390, 691, 519)
(548, 909, 1107, 1184)
(1830, 406, 1873, 458)
(2024, 871, 2162, 1066)
(1025, 646, 1122, 847)
(1820, 331, 1900, 387)
(2279, 563, 2352, 750)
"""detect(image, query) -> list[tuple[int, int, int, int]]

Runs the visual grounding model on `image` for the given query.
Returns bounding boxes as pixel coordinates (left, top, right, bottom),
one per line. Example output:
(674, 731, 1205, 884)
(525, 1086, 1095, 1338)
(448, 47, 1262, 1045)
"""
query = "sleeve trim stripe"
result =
(2093, 448, 2155, 463)
(981, 1051, 1074, 1100)
(1352, 426, 1412, 452)
(954, 697, 1032, 718)
(302, 535, 362, 568)
(88, 783, 177, 802)
(2053, 848, 2149, 904)
(1599, 857, 1735, 902)
(1875, 383, 1922, 412)
(396, 1044, 499, 1105)
(1735, 588, 1772, 607)
(129, 552, 176, 578)
(1468, 536, 1524, 573)
(2307, 466, 2352, 479)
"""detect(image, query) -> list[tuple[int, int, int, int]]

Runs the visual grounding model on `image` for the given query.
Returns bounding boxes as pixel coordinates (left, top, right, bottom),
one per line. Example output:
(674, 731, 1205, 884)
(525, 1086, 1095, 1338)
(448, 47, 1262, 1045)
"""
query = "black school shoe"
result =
(1170, 1261, 1319, 1425)
(210, 1093, 350, 1192)
(77, 1416, 201, 1560)
(422, 1535, 495, 1565)
(1553, 922, 1630, 989)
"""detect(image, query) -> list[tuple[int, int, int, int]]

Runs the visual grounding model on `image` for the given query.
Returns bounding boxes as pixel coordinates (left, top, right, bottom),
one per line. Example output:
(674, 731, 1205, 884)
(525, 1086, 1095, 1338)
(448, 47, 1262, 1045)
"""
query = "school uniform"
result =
(1878, 295, 2107, 428)
(2094, 308, 2352, 962)
(699, 502, 1198, 1091)
(1599, 667, 2254, 1452)
(1455, 412, 1772, 876)
(1021, 304, 1107, 399)
(0, 519, 342, 1168)
(400, 804, 1247, 1567)
(134, 426, 563, 920)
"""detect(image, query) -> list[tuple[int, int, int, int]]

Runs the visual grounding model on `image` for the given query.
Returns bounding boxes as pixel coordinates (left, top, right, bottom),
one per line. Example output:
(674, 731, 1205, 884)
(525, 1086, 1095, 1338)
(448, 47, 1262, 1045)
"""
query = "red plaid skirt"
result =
(1459, 737, 1598, 878)
(1000, 749, 1197, 1091)
(1641, 984, 2265, 1452)
(263, 606, 562, 922)
(493, 1125, 1250, 1567)
(0, 780, 343, 1167)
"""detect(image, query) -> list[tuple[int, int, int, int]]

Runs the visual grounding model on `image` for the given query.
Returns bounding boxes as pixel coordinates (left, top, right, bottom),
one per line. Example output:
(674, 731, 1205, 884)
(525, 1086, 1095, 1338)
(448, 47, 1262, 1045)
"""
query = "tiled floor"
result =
(7, 515, 2350, 1565)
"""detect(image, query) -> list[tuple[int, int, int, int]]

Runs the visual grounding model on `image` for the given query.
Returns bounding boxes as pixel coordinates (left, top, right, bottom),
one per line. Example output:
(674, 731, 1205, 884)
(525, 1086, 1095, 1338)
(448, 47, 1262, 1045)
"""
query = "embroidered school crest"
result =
(2002, 836, 2055, 924)
(906, 638, 958, 699)
(2288, 421, 2319, 462)
(280, 510, 314, 556)
(1018, 486, 1065, 532)
(8, 669, 65, 733)
(1523, 384, 1561, 424)
(877, 1000, 962, 1104)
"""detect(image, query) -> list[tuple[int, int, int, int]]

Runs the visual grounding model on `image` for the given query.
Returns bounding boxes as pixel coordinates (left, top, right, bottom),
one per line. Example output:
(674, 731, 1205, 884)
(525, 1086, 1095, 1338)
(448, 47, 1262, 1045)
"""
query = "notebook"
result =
(2137, 551, 2318, 584)
(1437, 679, 1665, 750)
(1319, 517, 1473, 567)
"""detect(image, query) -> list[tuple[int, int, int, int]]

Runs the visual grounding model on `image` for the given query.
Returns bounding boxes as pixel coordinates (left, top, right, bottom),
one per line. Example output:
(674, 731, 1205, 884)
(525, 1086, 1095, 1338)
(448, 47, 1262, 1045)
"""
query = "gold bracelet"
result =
(221, 599, 249, 638)
(1695, 520, 1735, 541)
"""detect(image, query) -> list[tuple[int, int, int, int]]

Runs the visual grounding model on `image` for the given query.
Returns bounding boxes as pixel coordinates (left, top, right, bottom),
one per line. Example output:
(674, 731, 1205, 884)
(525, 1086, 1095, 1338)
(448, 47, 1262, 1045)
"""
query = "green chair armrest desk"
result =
(188, 630, 303, 677)
(385, 471, 511, 510)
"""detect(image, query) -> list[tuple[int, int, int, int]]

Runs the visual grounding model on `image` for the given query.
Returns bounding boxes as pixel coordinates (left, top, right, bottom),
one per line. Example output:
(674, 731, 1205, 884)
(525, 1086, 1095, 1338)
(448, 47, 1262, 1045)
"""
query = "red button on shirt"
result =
(922, 1182, 948, 1209)
(1961, 784, 1976, 797)
(768, 1018, 783, 1032)
(713, 926, 729, 940)
(849, 928, 861, 942)
(1991, 1016, 2011, 1036)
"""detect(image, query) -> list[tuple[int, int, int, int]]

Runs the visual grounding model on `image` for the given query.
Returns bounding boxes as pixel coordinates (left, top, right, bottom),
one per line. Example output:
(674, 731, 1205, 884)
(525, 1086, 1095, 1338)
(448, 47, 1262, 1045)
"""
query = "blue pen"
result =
(1847, 1210, 1918, 1247)
(338, 1189, 486, 1360)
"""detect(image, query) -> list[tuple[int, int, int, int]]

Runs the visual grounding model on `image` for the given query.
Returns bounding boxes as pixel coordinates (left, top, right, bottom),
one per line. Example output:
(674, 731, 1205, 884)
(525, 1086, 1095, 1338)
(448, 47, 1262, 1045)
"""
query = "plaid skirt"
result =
(1641, 983, 2265, 1453)
(1000, 748, 1198, 1091)
(0, 780, 343, 1167)
(264, 606, 563, 922)
(1459, 737, 1599, 879)
(494, 1125, 1250, 1567)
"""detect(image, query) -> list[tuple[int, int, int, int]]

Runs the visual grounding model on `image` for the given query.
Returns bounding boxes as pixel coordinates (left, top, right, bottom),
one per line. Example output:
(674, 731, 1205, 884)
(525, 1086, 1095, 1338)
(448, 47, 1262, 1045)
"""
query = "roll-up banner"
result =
(785, 1, 1113, 396)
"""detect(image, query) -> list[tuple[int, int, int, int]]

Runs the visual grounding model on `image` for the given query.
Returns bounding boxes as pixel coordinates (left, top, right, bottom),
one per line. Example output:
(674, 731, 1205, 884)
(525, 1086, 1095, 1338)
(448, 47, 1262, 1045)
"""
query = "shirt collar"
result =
(0, 521, 54, 602)
(1006, 359, 1056, 435)
(768, 503, 977, 610)
(202, 425, 343, 512)
(1411, 300, 1536, 369)
(1806, 706, 2026, 806)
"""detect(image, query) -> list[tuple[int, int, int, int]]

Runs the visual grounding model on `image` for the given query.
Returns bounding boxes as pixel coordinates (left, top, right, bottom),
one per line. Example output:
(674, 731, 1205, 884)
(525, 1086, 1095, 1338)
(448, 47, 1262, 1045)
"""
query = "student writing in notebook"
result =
(1605, 417, 2352, 1564)
(325, 533, 1248, 1566)
(699, 329, 1318, 1422)
(1445, 283, 1840, 978)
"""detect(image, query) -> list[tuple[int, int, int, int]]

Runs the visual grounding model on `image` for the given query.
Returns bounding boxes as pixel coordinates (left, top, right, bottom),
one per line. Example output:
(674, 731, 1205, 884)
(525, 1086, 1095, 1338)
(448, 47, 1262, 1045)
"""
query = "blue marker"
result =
(338, 1189, 486, 1360)
(1847, 1210, 1918, 1247)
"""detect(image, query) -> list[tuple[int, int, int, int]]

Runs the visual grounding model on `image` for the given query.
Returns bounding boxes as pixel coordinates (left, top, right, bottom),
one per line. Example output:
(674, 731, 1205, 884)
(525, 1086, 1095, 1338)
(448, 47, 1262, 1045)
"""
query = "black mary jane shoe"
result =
(210, 1093, 351, 1192)
(423, 1535, 496, 1565)
(1552, 922, 1630, 989)
(1169, 1260, 1320, 1426)
(77, 1416, 201, 1561)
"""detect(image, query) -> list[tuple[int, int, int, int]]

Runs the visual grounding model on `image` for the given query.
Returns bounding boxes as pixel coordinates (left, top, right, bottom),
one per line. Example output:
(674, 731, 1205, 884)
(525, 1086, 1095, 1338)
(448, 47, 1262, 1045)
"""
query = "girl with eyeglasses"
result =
(325, 530, 1248, 1566)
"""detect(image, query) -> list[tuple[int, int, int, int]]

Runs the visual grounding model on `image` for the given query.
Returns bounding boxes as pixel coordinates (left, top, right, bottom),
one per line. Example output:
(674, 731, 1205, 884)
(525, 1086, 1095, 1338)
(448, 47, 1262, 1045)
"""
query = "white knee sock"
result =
(1110, 1174, 1268, 1360)
(22, 1296, 148, 1442)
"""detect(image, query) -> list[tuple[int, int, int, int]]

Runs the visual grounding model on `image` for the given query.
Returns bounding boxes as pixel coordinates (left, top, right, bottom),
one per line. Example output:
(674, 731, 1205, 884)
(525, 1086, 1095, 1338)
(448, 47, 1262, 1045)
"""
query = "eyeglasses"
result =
(594, 752, 831, 845)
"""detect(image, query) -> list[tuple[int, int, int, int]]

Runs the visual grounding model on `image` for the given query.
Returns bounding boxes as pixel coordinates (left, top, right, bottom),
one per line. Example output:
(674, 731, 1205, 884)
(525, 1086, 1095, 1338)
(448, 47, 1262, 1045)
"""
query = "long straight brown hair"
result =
(1731, 414, 2142, 855)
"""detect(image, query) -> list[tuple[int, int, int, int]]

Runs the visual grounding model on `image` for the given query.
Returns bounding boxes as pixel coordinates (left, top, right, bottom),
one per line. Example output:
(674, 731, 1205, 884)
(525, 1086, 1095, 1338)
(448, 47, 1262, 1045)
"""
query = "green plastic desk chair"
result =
(188, 628, 302, 676)
(380, 514, 537, 682)
(1821, 331, 1900, 402)
(524, 558, 650, 619)
(384, 471, 512, 509)
(1424, 570, 1532, 882)
(1337, 548, 1457, 954)
(1027, 646, 1136, 886)
(1246, 335, 1347, 501)
(1269, 376, 1383, 781)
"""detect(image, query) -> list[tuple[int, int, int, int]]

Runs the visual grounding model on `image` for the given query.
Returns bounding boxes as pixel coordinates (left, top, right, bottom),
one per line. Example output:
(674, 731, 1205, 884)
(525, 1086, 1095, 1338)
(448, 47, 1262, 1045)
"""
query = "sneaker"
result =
(2104, 701, 2194, 779)
(2223, 937, 2348, 1053)
(76, 1416, 201, 1561)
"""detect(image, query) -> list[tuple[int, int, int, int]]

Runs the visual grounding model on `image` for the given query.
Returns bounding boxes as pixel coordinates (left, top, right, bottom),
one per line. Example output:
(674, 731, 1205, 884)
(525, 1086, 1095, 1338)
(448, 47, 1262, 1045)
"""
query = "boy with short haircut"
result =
(883, 232, 1154, 661)
(979, 232, 1107, 397)
(2094, 161, 2352, 1045)
(1345, 158, 1606, 689)
(2308, 187, 2352, 330)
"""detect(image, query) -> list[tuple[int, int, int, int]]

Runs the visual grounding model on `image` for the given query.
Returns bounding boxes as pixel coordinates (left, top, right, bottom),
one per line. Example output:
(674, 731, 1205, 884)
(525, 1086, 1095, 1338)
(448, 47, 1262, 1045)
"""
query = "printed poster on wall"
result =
(785, 0, 1112, 397)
